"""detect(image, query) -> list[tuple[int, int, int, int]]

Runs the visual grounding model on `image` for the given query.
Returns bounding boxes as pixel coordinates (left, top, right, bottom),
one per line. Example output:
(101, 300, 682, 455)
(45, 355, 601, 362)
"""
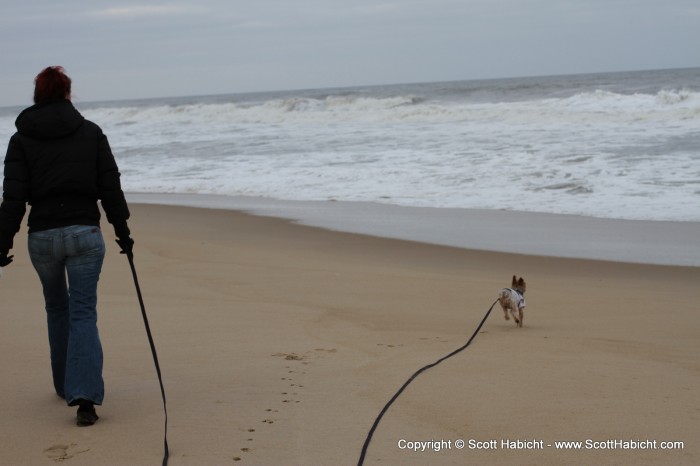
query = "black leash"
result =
(357, 298, 499, 466)
(124, 249, 170, 466)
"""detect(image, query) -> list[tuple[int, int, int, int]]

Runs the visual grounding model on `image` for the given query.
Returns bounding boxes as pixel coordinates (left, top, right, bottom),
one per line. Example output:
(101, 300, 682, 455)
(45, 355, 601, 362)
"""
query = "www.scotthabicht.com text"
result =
(397, 438, 684, 452)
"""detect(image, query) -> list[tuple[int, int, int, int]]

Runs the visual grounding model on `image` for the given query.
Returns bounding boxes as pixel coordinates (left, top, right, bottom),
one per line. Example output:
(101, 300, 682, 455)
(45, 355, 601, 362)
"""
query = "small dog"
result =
(498, 276, 527, 327)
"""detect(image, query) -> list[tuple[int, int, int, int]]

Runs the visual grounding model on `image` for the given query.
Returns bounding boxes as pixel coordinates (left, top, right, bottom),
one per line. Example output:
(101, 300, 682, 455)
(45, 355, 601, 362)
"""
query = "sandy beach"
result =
(0, 203, 698, 466)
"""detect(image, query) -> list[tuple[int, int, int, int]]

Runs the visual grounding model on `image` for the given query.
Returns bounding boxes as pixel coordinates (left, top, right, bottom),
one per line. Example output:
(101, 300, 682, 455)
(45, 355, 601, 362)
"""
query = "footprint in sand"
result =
(274, 348, 337, 363)
(420, 336, 449, 343)
(235, 428, 257, 460)
(44, 443, 89, 461)
(272, 352, 305, 361)
(237, 349, 322, 458)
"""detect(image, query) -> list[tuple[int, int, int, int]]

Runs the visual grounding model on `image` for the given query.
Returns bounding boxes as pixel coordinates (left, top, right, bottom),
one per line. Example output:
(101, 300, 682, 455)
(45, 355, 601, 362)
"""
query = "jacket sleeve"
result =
(0, 135, 29, 254)
(95, 129, 131, 238)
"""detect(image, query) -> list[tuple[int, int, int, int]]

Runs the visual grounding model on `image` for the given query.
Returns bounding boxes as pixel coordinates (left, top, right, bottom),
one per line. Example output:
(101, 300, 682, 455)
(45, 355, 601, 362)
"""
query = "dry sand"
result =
(0, 203, 697, 466)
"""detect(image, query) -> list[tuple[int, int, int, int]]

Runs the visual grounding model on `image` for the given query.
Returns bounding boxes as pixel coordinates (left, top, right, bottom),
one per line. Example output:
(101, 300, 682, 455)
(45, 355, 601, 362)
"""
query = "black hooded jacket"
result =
(0, 99, 130, 254)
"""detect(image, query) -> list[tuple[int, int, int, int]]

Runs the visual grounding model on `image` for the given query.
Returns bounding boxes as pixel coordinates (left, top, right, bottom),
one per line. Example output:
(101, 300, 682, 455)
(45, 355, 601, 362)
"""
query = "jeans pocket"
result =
(28, 235, 54, 263)
(72, 227, 105, 256)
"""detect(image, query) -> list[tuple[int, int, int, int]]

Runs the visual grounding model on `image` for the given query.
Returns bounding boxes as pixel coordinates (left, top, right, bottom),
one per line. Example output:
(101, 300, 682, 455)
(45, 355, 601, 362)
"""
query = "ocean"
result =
(1, 68, 699, 223)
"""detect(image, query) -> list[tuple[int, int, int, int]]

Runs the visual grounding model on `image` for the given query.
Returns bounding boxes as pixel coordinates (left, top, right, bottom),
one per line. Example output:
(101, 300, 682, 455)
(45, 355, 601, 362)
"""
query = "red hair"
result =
(33, 66, 72, 104)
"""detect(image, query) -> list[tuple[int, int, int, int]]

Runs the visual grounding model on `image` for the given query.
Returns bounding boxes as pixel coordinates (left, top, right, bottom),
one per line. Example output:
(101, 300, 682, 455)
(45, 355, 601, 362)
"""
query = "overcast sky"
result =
(0, 0, 698, 106)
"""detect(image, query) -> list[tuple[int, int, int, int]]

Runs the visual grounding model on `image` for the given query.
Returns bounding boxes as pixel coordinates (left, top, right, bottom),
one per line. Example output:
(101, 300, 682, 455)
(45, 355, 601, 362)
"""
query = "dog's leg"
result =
(518, 308, 524, 327)
(498, 295, 510, 320)
(511, 308, 520, 326)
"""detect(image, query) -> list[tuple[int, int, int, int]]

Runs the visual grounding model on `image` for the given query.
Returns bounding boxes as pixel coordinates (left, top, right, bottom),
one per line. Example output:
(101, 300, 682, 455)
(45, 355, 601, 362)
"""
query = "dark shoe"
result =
(76, 403, 99, 427)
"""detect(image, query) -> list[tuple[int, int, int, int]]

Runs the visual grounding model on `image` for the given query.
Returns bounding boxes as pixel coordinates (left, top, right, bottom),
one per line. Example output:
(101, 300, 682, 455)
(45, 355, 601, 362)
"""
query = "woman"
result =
(0, 66, 133, 426)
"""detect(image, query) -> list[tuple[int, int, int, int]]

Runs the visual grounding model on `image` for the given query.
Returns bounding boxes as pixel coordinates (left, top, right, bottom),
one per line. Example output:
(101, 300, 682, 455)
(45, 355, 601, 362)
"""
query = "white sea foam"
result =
(2, 69, 700, 222)
(79, 88, 700, 126)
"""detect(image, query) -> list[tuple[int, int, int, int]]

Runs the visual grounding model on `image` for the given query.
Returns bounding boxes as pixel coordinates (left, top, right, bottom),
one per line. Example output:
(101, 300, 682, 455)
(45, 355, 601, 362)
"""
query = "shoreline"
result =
(126, 192, 700, 267)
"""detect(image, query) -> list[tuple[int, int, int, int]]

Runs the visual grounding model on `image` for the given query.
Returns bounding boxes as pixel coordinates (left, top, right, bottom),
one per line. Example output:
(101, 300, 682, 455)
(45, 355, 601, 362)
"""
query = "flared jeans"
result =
(28, 225, 105, 406)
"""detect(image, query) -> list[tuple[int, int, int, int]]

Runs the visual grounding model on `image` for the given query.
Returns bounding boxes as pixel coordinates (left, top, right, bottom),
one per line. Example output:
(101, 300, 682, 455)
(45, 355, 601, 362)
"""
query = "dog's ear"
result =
(512, 275, 517, 287)
(517, 277, 526, 290)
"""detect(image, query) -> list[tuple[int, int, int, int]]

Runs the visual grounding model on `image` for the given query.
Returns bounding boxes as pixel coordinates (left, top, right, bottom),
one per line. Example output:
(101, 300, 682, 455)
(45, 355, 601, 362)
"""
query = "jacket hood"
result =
(15, 99, 85, 141)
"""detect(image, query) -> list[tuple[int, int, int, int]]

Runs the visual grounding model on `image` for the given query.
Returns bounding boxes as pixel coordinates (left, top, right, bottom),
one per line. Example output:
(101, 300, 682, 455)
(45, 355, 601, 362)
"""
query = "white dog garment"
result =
(505, 288, 526, 310)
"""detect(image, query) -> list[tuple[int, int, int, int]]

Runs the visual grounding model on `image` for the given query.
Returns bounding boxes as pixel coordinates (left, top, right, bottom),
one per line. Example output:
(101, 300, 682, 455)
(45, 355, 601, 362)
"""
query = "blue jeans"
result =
(28, 225, 106, 406)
